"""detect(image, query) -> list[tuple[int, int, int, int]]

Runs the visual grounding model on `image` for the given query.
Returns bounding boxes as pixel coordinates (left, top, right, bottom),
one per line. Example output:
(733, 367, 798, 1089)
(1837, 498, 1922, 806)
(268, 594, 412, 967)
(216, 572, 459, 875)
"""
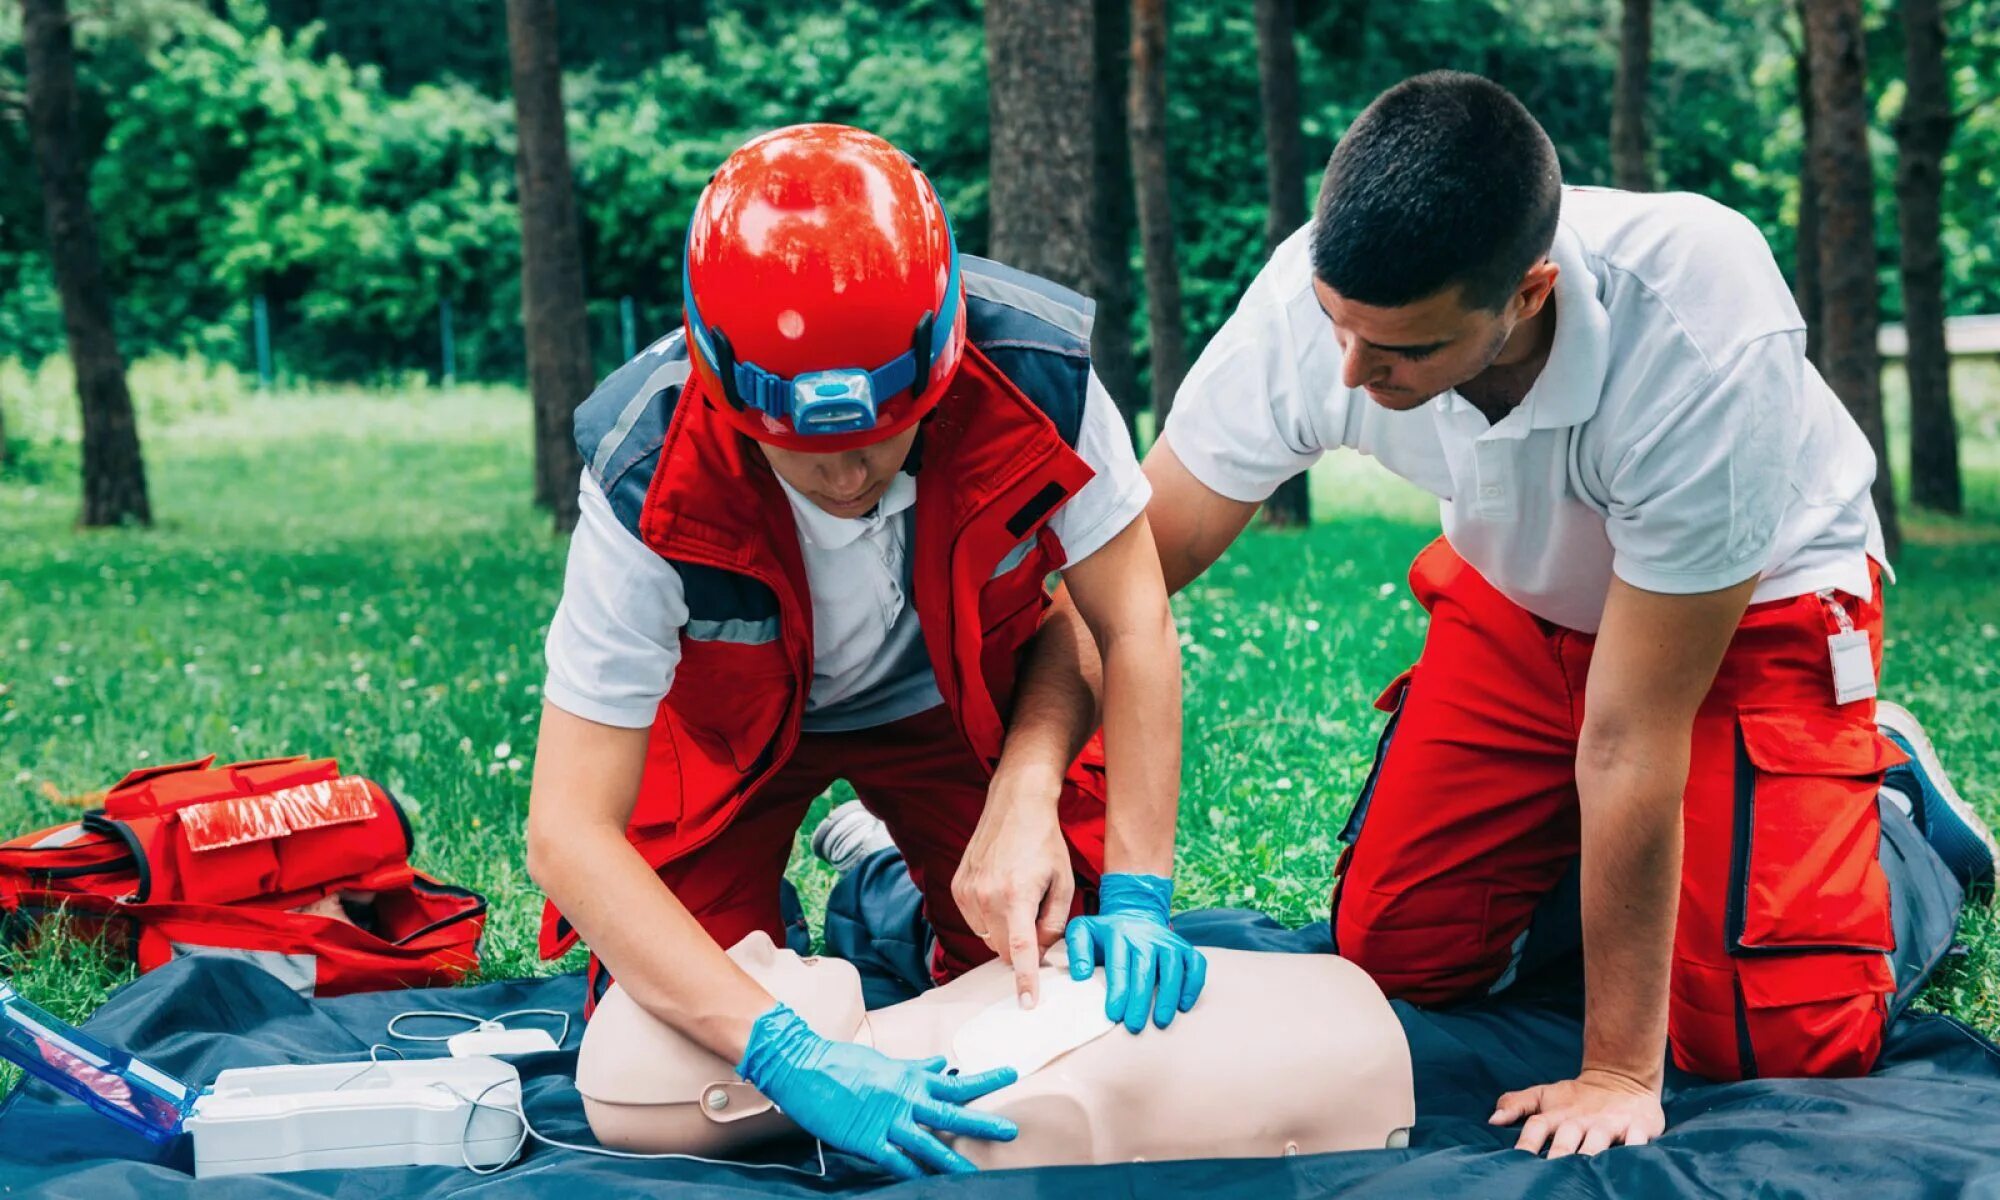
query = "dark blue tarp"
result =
(6, 910, 2000, 1198)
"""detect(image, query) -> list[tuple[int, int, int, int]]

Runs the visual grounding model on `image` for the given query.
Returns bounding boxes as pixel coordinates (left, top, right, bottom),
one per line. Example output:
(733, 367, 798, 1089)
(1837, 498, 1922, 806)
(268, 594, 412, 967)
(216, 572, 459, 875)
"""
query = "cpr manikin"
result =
(576, 932, 1414, 1169)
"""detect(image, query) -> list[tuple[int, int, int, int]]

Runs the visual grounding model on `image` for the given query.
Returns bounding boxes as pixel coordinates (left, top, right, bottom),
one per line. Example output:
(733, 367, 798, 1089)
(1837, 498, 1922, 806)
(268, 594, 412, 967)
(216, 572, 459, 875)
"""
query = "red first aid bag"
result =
(0, 755, 484, 996)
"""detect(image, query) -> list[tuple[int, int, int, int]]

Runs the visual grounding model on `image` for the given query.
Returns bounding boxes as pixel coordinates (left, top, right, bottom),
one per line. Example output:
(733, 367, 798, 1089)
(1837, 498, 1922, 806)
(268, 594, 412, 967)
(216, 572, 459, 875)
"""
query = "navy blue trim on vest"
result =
(677, 560, 780, 643)
(572, 329, 692, 538)
(961, 256, 1093, 449)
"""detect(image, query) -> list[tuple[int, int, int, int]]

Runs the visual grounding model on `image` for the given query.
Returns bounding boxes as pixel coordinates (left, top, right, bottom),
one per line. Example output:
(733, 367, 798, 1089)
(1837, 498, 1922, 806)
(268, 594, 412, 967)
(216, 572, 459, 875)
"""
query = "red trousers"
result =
(634, 705, 1105, 991)
(1333, 539, 1903, 1080)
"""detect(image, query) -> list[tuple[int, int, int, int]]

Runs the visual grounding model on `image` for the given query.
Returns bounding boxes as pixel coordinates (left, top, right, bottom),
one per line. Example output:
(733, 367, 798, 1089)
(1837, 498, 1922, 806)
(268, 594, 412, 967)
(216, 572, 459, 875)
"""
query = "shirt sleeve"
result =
(1158, 229, 1346, 502)
(1603, 330, 1804, 595)
(1047, 369, 1153, 566)
(542, 470, 688, 728)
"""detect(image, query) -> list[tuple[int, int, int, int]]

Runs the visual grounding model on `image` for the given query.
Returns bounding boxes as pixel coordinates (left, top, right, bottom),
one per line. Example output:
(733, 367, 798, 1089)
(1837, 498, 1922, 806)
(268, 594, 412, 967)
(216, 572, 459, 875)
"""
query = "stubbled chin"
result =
(1365, 387, 1436, 412)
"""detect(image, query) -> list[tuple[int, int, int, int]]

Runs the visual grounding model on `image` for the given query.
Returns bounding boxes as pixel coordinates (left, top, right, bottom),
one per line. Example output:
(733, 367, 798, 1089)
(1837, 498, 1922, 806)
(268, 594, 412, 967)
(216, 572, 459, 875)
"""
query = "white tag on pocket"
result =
(1828, 630, 1876, 705)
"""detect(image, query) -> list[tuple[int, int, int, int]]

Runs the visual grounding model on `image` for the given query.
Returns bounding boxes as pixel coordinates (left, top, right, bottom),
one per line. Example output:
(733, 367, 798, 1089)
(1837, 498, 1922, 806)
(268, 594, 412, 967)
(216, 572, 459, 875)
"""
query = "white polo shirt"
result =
(543, 371, 1151, 730)
(1163, 186, 1885, 633)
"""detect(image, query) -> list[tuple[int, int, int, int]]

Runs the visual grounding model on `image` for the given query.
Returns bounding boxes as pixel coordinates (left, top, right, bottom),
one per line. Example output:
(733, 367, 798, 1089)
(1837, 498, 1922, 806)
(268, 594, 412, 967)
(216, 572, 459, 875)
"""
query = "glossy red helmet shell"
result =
(682, 124, 965, 451)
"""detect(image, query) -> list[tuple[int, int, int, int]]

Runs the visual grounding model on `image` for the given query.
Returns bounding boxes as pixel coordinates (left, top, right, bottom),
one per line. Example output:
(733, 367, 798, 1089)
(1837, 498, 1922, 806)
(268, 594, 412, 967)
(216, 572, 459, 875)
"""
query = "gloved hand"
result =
(736, 1003, 1019, 1179)
(1065, 873, 1208, 1033)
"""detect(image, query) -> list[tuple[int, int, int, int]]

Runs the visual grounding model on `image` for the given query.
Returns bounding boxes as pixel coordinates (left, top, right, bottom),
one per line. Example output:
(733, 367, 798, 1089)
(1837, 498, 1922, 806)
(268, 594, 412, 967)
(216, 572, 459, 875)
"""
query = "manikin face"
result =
(1310, 261, 1558, 411)
(730, 934, 868, 1016)
(754, 423, 922, 519)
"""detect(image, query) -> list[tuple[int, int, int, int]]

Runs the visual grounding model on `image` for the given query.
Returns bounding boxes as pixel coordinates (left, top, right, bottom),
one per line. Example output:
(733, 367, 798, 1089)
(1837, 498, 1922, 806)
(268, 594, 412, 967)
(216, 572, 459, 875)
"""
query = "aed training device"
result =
(0, 980, 525, 1178)
(184, 1058, 524, 1178)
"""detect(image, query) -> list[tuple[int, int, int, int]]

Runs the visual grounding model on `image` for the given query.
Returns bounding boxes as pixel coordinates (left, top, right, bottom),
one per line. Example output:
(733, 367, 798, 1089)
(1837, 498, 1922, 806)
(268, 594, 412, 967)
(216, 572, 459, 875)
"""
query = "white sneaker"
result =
(808, 799, 896, 874)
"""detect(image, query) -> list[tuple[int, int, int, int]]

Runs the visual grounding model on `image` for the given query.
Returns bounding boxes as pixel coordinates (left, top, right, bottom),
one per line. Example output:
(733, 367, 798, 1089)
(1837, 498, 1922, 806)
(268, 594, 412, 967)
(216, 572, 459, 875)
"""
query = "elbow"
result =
(524, 813, 570, 895)
(1575, 722, 1638, 781)
(1575, 717, 1693, 816)
(523, 821, 554, 893)
(1099, 601, 1181, 675)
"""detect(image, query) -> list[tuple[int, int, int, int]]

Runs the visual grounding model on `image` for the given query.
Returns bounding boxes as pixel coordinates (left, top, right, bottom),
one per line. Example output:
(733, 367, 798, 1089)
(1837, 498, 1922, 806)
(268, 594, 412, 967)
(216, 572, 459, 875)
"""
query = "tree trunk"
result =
(1802, 0, 1898, 559)
(986, 0, 1096, 290)
(1894, 0, 1960, 514)
(1793, 11, 1824, 369)
(1612, 0, 1653, 191)
(506, 0, 592, 533)
(1129, 0, 1188, 425)
(22, 0, 150, 528)
(1255, 0, 1311, 526)
(1089, 0, 1143, 443)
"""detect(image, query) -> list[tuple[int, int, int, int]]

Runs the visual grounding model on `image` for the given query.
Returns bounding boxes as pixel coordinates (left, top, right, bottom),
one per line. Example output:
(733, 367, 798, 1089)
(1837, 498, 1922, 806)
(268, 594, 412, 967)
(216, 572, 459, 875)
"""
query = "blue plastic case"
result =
(0, 980, 197, 1142)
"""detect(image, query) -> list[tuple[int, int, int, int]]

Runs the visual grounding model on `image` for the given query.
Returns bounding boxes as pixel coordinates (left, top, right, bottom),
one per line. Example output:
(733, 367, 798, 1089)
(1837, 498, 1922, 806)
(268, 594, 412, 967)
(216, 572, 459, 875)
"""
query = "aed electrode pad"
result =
(950, 969, 1118, 1078)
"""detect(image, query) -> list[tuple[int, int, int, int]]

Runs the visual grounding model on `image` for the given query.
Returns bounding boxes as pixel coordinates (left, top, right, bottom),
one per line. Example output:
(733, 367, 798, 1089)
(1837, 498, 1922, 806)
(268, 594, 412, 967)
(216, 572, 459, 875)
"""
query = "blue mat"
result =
(6, 908, 2000, 1196)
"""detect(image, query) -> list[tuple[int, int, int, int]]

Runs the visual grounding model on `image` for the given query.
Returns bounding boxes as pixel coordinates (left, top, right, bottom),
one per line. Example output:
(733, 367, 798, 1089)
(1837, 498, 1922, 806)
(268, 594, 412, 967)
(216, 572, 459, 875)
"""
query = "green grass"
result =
(1, 356, 1997, 1072)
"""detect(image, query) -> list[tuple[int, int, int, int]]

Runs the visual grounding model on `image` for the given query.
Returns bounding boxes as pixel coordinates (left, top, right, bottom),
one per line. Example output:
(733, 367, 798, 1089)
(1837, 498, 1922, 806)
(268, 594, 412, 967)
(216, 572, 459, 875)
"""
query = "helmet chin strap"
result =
(901, 417, 932, 477)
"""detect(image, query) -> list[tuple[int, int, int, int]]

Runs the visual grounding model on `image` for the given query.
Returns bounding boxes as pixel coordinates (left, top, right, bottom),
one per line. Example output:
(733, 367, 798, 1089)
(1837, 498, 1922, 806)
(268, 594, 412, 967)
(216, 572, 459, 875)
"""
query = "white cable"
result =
(386, 1007, 573, 1049)
(443, 1077, 829, 1178)
(384, 1004, 825, 1177)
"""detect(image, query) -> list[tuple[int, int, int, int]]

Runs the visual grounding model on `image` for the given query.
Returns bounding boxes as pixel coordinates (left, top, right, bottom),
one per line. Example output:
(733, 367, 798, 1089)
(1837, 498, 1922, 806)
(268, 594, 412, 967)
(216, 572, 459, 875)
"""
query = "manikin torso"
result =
(576, 932, 1415, 1169)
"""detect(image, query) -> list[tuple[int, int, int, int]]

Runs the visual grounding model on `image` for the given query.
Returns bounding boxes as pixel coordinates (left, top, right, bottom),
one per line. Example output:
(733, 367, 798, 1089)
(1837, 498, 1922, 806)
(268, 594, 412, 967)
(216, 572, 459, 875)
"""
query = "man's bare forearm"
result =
(991, 591, 1104, 800)
(1099, 606, 1184, 876)
(1574, 739, 1685, 1089)
(525, 703, 774, 1062)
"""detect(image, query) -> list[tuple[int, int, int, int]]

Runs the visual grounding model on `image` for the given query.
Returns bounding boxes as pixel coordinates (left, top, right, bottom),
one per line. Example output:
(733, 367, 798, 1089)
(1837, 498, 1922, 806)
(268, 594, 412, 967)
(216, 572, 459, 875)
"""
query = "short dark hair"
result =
(1310, 71, 1561, 312)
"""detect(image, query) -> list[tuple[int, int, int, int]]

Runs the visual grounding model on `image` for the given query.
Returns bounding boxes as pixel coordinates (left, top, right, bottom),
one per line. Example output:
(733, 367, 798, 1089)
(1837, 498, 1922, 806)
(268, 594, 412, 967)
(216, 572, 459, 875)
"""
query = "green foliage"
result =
(1, 0, 1998, 382)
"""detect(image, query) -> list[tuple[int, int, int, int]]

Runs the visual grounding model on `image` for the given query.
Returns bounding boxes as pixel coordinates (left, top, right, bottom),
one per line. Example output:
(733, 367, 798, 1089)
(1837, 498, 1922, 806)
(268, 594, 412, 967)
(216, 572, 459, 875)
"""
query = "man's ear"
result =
(1511, 258, 1560, 323)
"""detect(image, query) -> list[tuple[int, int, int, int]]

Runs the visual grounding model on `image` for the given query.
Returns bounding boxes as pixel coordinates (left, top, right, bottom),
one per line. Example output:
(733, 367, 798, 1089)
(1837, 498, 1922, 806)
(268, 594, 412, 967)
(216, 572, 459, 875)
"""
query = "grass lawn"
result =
(2, 355, 1998, 1071)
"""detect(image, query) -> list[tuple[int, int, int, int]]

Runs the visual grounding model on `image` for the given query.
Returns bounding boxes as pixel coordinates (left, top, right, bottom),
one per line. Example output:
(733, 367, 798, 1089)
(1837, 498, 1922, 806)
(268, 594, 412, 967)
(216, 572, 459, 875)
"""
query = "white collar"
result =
(776, 471, 918, 551)
(1436, 219, 1611, 440)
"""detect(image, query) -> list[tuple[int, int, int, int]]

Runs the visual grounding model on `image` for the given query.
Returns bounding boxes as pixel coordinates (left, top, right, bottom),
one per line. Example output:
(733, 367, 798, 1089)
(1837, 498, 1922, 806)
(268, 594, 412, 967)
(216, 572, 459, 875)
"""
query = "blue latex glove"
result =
(736, 1003, 1019, 1179)
(1065, 873, 1209, 1033)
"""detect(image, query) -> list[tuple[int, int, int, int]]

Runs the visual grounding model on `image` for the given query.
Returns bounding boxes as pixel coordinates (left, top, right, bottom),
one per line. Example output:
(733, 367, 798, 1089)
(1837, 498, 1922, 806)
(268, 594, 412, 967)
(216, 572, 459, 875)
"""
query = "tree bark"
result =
(1793, 10, 1824, 369)
(1894, 0, 1960, 514)
(506, 0, 592, 533)
(1255, 0, 1311, 526)
(1129, 0, 1188, 425)
(1089, 0, 1143, 442)
(986, 0, 1096, 290)
(22, 0, 150, 528)
(1611, 0, 1653, 192)
(1802, 0, 1898, 559)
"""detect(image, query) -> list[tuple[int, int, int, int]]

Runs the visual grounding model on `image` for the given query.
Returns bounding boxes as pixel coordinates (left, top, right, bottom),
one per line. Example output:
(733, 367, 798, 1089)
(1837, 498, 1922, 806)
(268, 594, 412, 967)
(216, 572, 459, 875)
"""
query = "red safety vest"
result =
(539, 343, 1102, 960)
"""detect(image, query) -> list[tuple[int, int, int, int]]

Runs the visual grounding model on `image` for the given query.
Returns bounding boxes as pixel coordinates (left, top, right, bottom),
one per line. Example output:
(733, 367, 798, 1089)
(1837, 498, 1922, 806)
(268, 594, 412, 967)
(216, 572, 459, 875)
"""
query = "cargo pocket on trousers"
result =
(1728, 706, 1904, 957)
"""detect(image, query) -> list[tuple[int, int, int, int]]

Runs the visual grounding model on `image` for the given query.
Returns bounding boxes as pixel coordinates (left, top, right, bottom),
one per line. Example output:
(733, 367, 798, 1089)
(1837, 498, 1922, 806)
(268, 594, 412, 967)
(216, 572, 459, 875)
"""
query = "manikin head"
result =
(681, 123, 964, 519)
(575, 932, 867, 1156)
(1309, 71, 1562, 409)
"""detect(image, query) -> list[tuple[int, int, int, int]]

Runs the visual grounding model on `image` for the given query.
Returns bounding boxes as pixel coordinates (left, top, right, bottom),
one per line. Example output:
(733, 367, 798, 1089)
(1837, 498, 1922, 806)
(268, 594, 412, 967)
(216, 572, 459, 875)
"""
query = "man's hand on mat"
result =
(1489, 1068, 1665, 1157)
(1065, 873, 1208, 1033)
(954, 779, 1074, 1011)
(736, 1002, 1019, 1178)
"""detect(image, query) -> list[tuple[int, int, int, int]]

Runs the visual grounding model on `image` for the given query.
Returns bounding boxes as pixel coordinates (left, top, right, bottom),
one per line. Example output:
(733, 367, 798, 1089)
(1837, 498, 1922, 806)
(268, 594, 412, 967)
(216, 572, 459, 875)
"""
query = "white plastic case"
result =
(184, 1056, 525, 1178)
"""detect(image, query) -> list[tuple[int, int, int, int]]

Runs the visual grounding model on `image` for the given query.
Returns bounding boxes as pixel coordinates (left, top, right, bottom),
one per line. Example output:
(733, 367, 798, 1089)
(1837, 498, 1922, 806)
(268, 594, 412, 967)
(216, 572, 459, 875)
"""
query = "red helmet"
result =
(682, 124, 965, 452)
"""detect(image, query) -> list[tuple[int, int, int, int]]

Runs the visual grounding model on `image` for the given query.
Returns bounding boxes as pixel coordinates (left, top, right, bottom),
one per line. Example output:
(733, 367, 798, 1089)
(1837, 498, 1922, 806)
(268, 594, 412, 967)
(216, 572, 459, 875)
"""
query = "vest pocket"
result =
(1727, 706, 1904, 957)
(976, 534, 1063, 714)
(977, 540, 1057, 633)
(668, 641, 792, 777)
